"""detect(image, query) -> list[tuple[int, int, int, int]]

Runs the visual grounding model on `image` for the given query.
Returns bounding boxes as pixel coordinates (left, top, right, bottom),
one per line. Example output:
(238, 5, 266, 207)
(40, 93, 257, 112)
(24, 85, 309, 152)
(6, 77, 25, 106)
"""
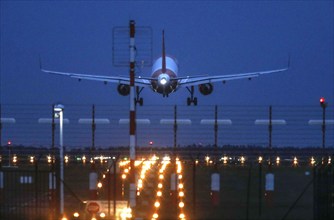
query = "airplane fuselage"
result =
(150, 56, 179, 96)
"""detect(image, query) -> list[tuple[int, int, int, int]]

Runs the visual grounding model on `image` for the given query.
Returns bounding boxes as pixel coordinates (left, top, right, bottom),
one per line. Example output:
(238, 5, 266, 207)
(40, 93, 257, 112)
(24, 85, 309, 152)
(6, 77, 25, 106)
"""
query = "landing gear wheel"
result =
(135, 86, 144, 106)
(186, 97, 198, 106)
(135, 97, 143, 106)
(139, 98, 143, 106)
(186, 86, 198, 106)
(194, 97, 198, 106)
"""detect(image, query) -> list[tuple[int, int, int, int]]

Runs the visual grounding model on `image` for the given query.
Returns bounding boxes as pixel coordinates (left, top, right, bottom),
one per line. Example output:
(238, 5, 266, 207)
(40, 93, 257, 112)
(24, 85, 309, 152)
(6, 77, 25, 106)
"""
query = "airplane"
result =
(40, 31, 289, 106)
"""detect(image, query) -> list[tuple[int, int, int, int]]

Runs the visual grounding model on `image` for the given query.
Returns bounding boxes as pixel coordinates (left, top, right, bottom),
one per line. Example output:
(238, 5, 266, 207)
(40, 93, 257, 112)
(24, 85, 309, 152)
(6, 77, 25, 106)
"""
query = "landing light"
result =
(160, 78, 167, 85)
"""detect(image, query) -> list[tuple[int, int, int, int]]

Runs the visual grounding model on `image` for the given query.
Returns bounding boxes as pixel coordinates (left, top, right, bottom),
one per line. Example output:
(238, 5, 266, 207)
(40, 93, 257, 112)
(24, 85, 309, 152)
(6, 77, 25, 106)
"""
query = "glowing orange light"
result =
(179, 213, 185, 219)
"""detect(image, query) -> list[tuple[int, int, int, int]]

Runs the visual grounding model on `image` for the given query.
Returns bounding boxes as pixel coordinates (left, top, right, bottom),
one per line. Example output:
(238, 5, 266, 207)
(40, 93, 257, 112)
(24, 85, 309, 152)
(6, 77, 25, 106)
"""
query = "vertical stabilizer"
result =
(162, 30, 167, 73)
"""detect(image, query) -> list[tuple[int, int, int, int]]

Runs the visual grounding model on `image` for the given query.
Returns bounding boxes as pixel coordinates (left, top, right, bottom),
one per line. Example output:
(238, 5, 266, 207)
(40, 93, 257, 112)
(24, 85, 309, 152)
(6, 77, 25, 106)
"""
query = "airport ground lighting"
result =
(54, 103, 64, 216)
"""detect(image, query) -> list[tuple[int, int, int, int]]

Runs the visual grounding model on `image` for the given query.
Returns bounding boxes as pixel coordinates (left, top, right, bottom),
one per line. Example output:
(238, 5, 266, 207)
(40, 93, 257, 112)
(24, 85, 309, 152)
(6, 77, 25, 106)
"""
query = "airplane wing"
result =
(40, 67, 151, 87)
(178, 66, 288, 87)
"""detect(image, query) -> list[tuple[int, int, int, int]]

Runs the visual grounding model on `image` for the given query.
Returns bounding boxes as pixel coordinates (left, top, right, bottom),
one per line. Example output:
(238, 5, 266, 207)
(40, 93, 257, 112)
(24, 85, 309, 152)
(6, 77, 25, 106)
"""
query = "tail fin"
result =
(162, 30, 166, 73)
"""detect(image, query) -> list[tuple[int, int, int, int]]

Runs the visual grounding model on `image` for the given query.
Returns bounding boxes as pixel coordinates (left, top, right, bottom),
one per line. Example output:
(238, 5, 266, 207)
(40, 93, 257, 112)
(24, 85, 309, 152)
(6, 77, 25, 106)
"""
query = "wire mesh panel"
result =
(112, 26, 152, 67)
(0, 104, 333, 148)
(0, 167, 50, 219)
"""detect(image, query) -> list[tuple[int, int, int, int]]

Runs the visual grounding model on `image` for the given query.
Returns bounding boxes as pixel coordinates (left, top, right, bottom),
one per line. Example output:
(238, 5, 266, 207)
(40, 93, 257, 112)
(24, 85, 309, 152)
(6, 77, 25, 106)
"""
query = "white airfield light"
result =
(254, 119, 287, 125)
(78, 118, 110, 124)
(119, 118, 151, 125)
(0, 118, 16, 124)
(38, 118, 70, 124)
(160, 119, 192, 125)
(308, 119, 334, 125)
(200, 119, 232, 125)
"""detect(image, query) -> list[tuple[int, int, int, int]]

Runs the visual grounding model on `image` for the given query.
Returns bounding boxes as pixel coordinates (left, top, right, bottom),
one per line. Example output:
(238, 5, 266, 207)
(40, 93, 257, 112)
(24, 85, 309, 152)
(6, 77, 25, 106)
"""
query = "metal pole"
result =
(92, 104, 96, 152)
(174, 105, 177, 156)
(322, 106, 326, 149)
(258, 161, 262, 217)
(107, 167, 111, 217)
(193, 159, 197, 219)
(214, 105, 218, 169)
(246, 164, 252, 220)
(268, 105, 272, 167)
(129, 19, 137, 209)
(7, 142, 10, 167)
(113, 158, 117, 217)
(0, 104, 2, 149)
(59, 109, 64, 215)
(52, 105, 55, 150)
(51, 105, 57, 217)
(269, 106, 272, 150)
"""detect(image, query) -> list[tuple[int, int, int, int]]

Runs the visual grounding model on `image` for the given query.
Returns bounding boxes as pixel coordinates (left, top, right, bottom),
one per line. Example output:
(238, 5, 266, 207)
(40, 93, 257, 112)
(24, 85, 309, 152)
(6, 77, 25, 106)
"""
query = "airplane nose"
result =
(158, 74, 170, 85)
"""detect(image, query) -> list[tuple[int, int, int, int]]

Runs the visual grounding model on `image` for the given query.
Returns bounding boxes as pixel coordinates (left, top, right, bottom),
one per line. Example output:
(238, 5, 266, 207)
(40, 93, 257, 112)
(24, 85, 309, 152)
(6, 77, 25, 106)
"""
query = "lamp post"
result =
(54, 104, 64, 217)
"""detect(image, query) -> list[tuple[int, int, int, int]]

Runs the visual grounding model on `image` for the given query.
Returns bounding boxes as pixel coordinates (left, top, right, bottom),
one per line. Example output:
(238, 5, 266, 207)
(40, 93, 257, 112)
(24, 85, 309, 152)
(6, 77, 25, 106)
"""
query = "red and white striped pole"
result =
(129, 20, 137, 210)
(211, 173, 220, 206)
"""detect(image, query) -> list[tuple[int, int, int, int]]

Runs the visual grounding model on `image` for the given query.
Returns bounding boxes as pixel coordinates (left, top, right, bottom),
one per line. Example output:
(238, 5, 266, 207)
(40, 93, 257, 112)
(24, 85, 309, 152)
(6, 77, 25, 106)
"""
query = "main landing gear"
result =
(186, 86, 198, 106)
(135, 86, 144, 106)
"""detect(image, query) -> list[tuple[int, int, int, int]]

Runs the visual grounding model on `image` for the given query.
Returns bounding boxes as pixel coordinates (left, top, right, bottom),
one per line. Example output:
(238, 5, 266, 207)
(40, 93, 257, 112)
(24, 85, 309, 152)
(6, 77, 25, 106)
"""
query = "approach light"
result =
(179, 213, 185, 219)
(12, 155, 17, 163)
(258, 156, 263, 163)
(311, 157, 316, 166)
(97, 182, 102, 188)
(293, 157, 298, 166)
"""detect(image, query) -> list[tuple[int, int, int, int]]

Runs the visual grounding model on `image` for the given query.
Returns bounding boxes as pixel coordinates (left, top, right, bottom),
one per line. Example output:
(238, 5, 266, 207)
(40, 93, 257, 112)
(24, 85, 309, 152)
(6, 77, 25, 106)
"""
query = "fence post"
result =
(211, 105, 220, 206)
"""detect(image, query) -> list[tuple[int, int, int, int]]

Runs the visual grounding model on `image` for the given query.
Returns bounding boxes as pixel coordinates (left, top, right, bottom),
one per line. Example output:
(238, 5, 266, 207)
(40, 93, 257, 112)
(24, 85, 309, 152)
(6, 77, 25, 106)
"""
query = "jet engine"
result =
(198, 83, 213, 95)
(117, 84, 130, 96)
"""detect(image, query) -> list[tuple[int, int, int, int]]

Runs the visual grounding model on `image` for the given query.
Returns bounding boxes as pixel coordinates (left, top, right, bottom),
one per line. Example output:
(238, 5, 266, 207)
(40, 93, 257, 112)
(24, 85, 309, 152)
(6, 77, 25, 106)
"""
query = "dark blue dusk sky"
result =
(1, 1, 333, 106)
